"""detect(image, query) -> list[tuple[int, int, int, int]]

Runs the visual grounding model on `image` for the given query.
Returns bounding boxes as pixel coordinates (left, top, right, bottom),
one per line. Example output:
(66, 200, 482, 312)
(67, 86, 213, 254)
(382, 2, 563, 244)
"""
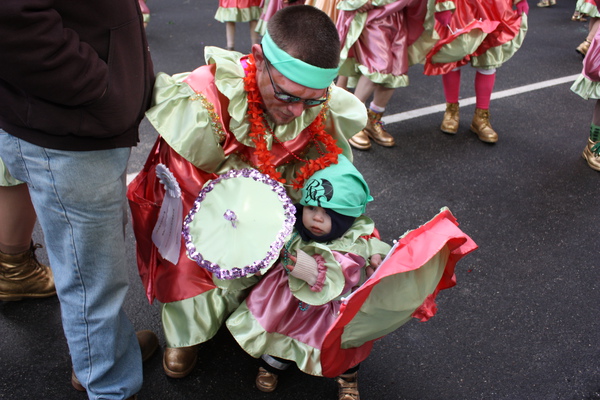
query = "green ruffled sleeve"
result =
(327, 86, 368, 143)
(287, 216, 391, 305)
(288, 243, 346, 306)
(145, 72, 227, 173)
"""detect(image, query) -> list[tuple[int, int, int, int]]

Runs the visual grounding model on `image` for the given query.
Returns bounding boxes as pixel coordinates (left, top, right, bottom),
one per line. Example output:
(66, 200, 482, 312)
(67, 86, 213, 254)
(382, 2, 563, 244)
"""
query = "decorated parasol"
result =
(183, 168, 296, 280)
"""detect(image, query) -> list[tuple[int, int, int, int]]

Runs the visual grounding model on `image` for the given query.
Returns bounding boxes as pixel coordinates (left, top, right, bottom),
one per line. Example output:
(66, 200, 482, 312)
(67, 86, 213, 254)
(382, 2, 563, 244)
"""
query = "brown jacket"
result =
(0, 0, 154, 151)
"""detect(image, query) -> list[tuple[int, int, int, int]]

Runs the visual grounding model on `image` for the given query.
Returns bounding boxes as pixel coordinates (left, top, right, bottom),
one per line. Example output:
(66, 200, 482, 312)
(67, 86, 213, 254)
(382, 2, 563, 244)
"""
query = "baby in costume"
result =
(226, 153, 479, 400)
(226, 154, 390, 400)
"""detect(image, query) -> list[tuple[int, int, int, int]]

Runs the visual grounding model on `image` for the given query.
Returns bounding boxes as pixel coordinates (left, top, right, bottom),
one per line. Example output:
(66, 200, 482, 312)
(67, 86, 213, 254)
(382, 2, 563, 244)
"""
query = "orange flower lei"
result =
(243, 54, 342, 190)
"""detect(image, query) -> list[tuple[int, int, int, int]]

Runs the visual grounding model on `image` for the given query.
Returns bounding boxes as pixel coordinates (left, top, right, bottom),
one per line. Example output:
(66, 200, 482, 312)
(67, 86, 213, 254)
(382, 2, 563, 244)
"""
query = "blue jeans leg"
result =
(0, 130, 142, 399)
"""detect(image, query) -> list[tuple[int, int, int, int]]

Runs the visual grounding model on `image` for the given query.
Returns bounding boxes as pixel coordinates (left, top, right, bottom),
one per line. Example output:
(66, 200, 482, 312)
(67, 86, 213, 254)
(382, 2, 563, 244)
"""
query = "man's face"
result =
(254, 48, 328, 125)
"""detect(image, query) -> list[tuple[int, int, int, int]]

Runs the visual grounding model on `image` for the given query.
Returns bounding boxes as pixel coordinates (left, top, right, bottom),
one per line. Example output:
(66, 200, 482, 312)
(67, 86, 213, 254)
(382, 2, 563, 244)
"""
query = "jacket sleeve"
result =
(0, 1, 107, 107)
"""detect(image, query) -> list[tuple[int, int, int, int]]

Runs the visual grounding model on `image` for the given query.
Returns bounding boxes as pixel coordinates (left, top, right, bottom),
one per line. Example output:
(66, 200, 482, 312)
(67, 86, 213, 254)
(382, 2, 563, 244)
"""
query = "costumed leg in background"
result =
(571, 17, 600, 171)
(585, 102, 600, 170)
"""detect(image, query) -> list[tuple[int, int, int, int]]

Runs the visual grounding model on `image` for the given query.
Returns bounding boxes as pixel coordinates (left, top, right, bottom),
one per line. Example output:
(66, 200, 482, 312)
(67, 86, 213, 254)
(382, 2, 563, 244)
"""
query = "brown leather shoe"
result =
(137, 330, 159, 362)
(163, 345, 198, 378)
(582, 139, 600, 171)
(71, 330, 159, 391)
(336, 371, 360, 400)
(348, 130, 371, 150)
(0, 243, 56, 301)
(440, 102, 459, 134)
(363, 109, 395, 147)
(470, 108, 498, 143)
(255, 367, 278, 392)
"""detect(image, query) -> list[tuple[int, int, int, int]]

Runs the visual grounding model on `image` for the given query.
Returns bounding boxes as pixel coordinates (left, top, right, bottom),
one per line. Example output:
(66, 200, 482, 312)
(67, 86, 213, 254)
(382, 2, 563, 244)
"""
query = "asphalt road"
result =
(1, 1, 598, 399)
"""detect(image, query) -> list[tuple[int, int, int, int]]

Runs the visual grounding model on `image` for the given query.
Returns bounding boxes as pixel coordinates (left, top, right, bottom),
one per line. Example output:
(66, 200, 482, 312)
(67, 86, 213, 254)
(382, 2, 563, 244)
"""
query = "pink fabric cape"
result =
(320, 208, 478, 377)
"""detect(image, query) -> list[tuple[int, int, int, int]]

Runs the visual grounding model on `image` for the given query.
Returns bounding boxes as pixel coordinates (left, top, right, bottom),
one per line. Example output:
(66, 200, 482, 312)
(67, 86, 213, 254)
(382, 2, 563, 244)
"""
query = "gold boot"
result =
(255, 367, 278, 392)
(336, 371, 360, 400)
(582, 139, 600, 171)
(363, 109, 395, 147)
(576, 40, 591, 57)
(348, 130, 371, 150)
(470, 108, 498, 143)
(0, 243, 55, 301)
(440, 102, 460, 134)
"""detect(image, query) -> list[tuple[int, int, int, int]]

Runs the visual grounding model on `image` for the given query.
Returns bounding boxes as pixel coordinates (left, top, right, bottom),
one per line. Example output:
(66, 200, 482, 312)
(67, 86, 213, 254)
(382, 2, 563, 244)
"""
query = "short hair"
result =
(267, 5, 340, 69)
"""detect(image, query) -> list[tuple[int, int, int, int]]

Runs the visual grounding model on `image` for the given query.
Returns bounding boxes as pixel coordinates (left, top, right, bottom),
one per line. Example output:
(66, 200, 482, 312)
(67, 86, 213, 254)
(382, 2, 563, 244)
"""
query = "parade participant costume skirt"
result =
(215, 0, 263, 23)
(423, 0, 528, 76)
(572, 27, 600, 99)
(336, 0, 428, 88)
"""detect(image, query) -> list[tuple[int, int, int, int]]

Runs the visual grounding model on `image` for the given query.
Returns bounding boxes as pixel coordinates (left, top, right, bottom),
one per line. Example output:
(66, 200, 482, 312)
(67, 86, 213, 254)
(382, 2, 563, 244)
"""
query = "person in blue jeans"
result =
(0, 1, 156, 399)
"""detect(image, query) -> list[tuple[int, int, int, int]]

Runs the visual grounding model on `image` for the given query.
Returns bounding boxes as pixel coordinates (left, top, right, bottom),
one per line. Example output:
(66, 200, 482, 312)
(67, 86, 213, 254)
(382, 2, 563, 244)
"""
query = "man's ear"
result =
(251, 44, 265, 71)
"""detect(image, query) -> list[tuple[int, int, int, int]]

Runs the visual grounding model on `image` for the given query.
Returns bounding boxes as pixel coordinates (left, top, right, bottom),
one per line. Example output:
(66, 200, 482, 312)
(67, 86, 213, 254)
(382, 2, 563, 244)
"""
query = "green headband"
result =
(261, 31, 339, 89)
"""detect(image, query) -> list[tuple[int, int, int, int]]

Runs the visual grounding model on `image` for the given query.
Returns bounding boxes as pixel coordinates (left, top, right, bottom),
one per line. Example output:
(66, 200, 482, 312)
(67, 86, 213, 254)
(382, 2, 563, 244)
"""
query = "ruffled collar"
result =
(205, 46, 324, 148)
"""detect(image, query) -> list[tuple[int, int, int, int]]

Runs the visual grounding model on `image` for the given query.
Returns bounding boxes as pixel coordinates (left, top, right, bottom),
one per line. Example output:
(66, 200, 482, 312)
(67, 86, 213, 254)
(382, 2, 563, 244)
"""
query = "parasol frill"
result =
(183, 168, 296, 280)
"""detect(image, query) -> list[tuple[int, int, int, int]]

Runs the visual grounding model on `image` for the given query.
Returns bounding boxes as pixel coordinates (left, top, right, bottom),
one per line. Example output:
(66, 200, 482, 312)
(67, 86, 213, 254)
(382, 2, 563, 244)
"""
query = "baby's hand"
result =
(366, 254, 383, 278)
(286, 253, 297, 272)
(357, 0, 374, 13)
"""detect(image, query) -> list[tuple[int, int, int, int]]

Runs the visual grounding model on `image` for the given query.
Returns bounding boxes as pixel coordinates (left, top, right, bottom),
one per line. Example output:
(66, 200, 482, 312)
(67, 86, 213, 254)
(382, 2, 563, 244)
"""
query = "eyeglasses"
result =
(263, 57, 328, 107)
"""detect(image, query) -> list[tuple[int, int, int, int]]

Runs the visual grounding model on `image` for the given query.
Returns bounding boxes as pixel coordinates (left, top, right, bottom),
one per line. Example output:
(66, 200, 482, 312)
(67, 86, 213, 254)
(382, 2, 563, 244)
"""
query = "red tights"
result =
(442, 69, 496, 109)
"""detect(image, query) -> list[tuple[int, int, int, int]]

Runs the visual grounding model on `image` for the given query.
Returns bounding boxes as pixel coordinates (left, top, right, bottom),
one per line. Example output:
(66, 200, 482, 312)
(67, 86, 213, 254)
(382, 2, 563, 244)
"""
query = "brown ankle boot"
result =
(441, 102, 459, 134)
(255, 367, 278, 392)
(0, 243, 56, 301)
(363, 109, 395, 147)
(336, 371, 360, 400)
(163, 345, 198, 378)
(470, 108, 498, 143)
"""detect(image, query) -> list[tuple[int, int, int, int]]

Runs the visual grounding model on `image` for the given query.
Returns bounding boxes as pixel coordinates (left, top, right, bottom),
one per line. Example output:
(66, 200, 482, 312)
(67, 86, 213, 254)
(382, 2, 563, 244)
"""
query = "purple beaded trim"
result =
(182, 168, 296, 280)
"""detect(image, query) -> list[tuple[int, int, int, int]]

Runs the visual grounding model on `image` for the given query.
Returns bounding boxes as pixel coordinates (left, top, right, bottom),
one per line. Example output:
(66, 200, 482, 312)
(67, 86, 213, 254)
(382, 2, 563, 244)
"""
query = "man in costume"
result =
(127, 5, 369, 379)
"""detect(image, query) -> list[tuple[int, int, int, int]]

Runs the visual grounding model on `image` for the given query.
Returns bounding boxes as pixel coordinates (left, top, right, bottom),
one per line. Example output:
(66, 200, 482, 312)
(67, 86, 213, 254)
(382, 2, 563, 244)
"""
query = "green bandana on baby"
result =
(300, 155, 372, 217)
(261, 31, 339, 89)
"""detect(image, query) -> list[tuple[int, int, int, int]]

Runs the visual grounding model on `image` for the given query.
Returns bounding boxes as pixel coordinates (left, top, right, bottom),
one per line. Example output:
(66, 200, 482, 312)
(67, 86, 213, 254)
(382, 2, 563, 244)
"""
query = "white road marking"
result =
(382, 74, 580, 124)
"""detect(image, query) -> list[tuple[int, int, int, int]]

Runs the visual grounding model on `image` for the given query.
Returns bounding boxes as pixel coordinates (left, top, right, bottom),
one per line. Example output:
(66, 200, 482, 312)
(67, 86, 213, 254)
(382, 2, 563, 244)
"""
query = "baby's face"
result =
(302, 206, 332, 237)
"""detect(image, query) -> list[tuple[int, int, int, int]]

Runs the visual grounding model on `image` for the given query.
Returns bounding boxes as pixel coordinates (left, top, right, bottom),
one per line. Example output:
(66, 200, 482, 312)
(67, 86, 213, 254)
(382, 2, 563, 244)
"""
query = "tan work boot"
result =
(470, 108, 498, 143)
(441, 102, 460, 134)
(348, 130, 371, 150)
(255, 367, 278, 392)
(0, 243, 56, 301)
(363, 109, 395, 147)
(336, 371, 360, 400)
(582, 139, 600, 171)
